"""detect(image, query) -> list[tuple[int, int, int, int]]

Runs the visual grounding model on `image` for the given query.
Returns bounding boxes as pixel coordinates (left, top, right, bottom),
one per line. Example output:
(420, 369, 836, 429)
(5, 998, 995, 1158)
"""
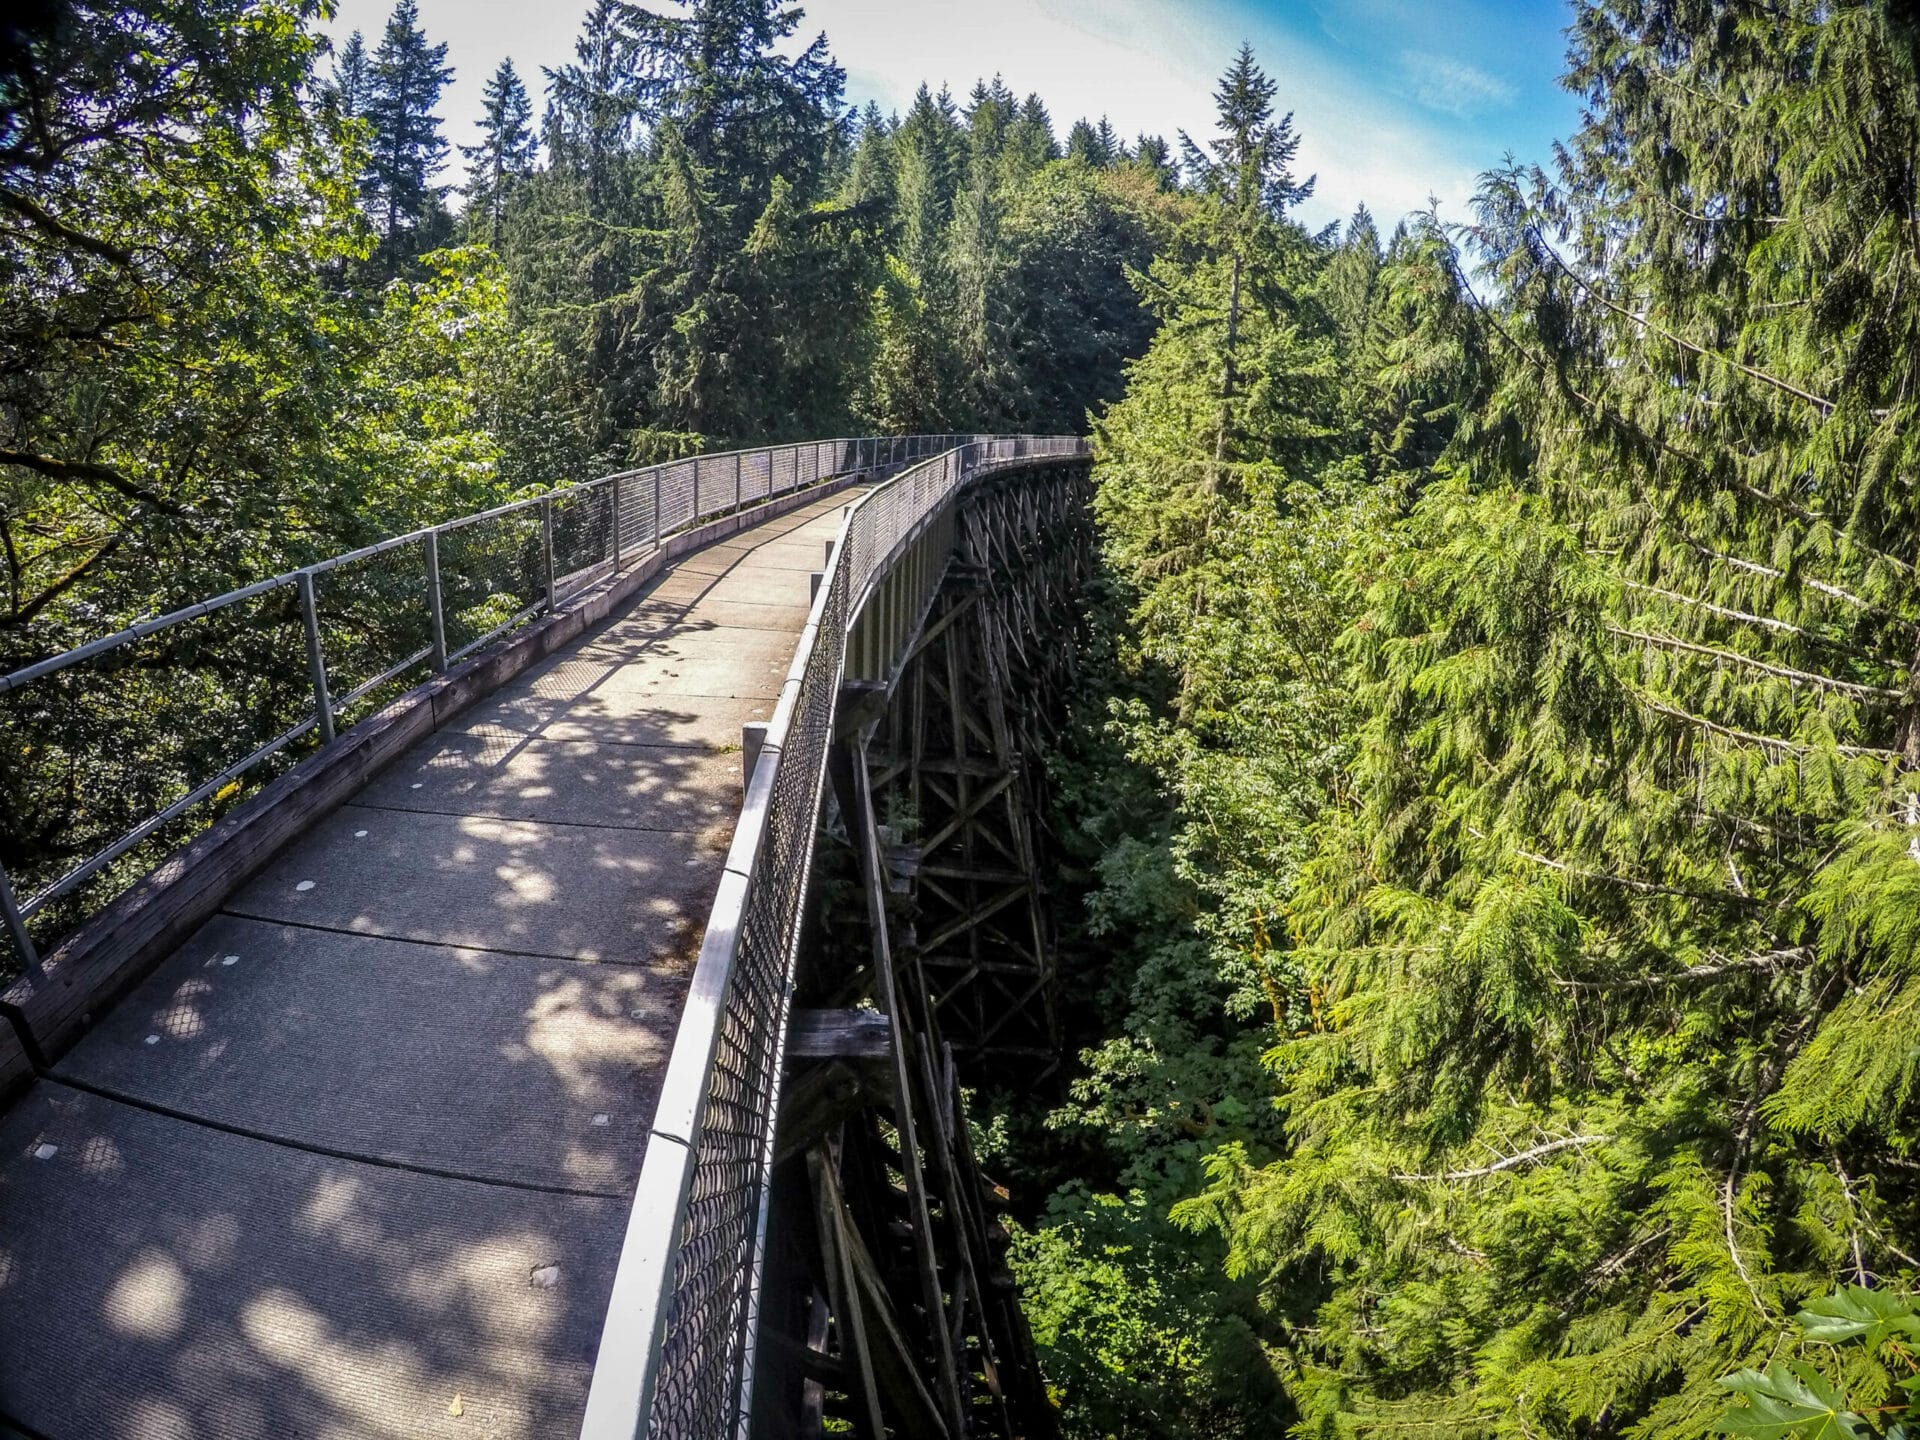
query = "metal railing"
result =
(579, 434, 1089, 1440)
(0, 434, 994, 969)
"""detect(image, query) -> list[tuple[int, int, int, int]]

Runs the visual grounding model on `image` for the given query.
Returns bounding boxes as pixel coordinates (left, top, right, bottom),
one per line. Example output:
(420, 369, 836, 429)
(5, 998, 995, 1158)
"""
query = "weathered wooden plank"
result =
(786, 1008, 894, 1062)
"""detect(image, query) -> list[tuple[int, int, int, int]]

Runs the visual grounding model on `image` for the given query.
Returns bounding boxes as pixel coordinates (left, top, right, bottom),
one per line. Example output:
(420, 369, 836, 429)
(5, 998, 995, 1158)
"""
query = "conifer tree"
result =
(361, 0, 452, 247)
(1158, 5, 1920, 1434)
(460, 58, 535, 245)
(1064, 117, 1106, 166)
(328, 30, 370, 117)
(843, 101, 894, 208)
(1006, 93, 1058, 172)
(1131, 133, 1175, 189)
(626, 0, 845, 214)
(893, 83, 960, 283)
(543, 0, 639, 219)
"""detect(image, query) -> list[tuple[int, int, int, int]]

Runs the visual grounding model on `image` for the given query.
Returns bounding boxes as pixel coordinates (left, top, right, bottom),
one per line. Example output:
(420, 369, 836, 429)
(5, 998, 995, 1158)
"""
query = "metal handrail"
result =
(579, 435, 1088, 1440)
(0, 433, 1027, 965)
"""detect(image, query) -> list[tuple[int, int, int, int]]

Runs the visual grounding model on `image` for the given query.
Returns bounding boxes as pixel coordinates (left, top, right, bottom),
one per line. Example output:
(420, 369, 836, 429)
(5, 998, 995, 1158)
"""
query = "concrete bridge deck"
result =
(0, 491, 852, 1440)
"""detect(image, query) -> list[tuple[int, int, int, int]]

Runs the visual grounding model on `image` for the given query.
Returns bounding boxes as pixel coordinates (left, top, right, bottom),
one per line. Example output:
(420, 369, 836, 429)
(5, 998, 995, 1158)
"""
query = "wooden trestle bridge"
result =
(0, 435, 1091, 1440)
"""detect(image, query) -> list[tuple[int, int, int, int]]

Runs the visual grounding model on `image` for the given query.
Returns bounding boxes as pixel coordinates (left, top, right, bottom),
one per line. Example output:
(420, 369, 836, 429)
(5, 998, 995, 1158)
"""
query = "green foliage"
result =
(1009, 1189, 1288, 1439)
(1716, 1287, 1920, 1437)
(1011, 8, 1920, 1439)
(0, 3, 555, 942)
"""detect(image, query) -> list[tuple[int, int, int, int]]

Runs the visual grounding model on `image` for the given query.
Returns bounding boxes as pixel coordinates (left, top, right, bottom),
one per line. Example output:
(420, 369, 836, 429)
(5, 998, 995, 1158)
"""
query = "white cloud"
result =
(1398, 50, 1517, 118)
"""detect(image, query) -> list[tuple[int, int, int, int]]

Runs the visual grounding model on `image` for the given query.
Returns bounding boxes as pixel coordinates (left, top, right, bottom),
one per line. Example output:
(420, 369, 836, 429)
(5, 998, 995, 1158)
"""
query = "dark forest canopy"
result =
(7, 2, 1920, 1437)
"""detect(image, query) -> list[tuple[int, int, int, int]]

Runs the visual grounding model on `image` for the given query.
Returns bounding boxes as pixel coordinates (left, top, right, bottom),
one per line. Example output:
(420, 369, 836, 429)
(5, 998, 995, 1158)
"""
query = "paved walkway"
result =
(0, 492, 850, 1440)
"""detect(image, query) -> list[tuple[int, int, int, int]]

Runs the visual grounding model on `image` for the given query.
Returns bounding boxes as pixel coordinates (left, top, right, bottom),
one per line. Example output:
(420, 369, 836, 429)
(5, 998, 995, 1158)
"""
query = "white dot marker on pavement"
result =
(145, 1035, 160, 1046)
(222, 955, 238, 966)
(529, 1265, 560, 1290)
(32, 1144, 57, 1161)
(295, 880, 315, 892)
(410, 783, 423, 790)
(354, 829, 368, 838)
(591, 1113, 611, 1127)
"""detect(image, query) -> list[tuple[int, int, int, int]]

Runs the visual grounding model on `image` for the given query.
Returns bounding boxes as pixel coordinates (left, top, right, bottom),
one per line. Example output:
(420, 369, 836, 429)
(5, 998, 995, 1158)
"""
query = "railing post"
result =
(0, 861, 38, 972)
(297, 569, 335, 745)
(542, 495, 557, 612)
(653, 468, 663, 546)
(734, 451, 742, 510)
(424, 530, 448, 674)
(741, 720, 769, 789)
(612, 475, 624, 571)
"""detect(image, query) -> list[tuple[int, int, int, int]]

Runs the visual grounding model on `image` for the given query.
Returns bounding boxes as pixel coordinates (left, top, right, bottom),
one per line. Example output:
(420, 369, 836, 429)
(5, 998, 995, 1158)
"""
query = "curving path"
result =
(0, 490, 853, 1440)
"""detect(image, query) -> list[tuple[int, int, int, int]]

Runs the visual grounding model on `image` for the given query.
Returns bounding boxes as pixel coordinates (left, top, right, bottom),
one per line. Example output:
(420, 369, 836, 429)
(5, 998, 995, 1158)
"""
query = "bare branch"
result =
(0, 186, 134, 265)
(1553, 948, 1810, 992)
(0, 448, 183, 514)
(1607, 624, 1904, 701)
(1394, 1134, 1610, 1182)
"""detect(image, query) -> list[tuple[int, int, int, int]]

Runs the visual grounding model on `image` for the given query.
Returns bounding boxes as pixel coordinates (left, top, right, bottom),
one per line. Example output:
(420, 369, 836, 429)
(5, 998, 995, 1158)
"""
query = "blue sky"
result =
(323, 0, 1583, 232)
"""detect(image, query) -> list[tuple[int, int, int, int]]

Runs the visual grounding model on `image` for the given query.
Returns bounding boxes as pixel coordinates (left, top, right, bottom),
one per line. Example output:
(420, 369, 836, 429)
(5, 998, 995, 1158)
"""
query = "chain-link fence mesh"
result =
(436, 504, 545, 661)
(553, 485, 619, 605)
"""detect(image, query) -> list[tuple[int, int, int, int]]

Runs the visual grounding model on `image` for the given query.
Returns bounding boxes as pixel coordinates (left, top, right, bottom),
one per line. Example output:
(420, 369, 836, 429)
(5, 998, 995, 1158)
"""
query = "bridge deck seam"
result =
(339, 796, 729, 838)
(36, 1075, 628, 1199)
(204, 907, 693, 971)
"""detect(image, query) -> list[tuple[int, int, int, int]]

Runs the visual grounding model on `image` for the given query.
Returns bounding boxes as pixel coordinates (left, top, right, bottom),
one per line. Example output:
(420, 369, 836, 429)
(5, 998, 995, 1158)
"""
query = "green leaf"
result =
(1797, 1285, 1920, 1349)
(1714, 1363, 1867, 1439)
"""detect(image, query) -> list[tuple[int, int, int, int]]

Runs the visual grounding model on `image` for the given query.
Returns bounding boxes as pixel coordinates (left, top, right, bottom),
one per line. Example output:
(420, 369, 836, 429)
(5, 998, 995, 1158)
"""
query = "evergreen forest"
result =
(7, 1, 1920, 1435)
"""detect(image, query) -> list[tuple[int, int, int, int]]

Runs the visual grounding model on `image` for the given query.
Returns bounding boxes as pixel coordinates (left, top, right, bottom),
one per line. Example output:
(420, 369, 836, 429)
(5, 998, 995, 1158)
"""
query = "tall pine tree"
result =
(460, 58, 535, 245)
(361, 0, 452, 256)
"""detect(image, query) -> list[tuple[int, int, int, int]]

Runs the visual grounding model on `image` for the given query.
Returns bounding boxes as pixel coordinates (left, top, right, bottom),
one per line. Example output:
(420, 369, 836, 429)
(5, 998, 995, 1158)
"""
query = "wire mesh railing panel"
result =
(0, 581, 313, 952)
(771, 446, 797, 496)
(741, 451, 772, 504)
(312, 540, 435, 720)
(644, 556, 850, 1440)
(610, 473, 653, 557)
(553, 484, 618, 603)
(738, 451, 769, 507)
(660, 460, 697, 535)
(438, 507, 545, 660)
(693, 457, 717, 520)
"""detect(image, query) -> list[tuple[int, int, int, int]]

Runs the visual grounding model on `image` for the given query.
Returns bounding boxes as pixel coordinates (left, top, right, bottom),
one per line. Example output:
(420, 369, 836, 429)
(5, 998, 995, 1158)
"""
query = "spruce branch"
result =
(1670, 532, 1901, 627)
(1525, 220, 1838, 416)
(1617, 578, 1894, 662)
(1507, 840, 1759, 905)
